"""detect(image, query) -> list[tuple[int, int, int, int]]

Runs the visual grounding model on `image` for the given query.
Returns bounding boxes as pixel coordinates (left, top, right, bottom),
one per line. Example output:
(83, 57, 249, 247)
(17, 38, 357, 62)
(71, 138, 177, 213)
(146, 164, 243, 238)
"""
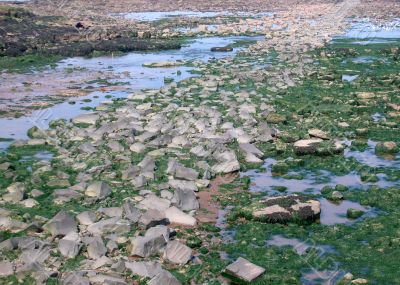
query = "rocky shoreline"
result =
(1, 0, 400, 284)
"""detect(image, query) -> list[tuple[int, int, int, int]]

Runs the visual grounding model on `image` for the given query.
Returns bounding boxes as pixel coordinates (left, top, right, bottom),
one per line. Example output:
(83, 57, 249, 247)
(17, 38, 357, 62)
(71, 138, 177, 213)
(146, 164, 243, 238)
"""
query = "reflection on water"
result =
(319, 198, 376, 226)
(0, 35, 263, 150)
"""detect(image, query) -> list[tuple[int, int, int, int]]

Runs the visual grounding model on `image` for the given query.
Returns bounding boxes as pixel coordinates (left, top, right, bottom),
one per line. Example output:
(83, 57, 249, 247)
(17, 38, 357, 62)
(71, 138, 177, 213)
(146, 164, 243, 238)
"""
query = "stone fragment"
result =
(165, 206, 196, 226)
(43, 210, 77, 237)
(164, 240, 192, 265)
(85, 181, 111, 199)
(224, 257, 265, 282)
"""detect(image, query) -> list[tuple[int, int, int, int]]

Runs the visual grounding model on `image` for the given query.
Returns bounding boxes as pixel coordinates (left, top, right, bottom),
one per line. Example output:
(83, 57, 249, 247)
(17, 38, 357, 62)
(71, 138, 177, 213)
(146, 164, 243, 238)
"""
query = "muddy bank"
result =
(0, 6, 180, 57)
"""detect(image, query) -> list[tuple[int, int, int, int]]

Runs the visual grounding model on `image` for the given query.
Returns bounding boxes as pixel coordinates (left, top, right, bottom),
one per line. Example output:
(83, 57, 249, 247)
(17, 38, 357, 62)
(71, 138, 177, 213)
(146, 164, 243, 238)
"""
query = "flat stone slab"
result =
(224, 257, 265, 282)
(252, 195, 321, 224)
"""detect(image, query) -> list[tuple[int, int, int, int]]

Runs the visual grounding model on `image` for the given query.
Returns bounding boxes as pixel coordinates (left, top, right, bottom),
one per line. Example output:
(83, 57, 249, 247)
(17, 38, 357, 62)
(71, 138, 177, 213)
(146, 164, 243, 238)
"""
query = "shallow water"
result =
(266, 235, 337, 256)
(301, 268, 344, 285)
(19, 151, 54, 162)
(115, 11, 274, 22)
(0, 35, 263, 150)
(343, 139, 400, 169)
(319, 198, 376, 226)
(242, 157, 398, 195)
(339, 19, 400, 39)
(216, 205, 236, 243)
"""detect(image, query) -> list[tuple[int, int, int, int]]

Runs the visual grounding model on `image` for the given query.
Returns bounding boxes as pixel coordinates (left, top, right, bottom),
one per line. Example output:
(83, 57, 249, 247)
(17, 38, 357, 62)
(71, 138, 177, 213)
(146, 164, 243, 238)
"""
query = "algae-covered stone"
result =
(347, 208, 364, 219)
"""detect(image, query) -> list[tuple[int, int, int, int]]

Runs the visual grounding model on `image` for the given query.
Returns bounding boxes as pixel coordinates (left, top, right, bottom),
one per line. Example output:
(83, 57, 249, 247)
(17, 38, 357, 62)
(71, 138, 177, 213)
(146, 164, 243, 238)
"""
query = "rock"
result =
(58, 232, 82, 258)
(89, 274, 128, 285)
(293, 138, 323, 154)
(43, 210, 77, 237)
(62, 271, 90, 285)
(15, 262, 53, 284)
(224, 257, 265, 282)
(174, 165, 199, 181)
(352, 278, 368, 284)
(139, 195, 171, 211)
(169, 179, 198, 192)
(164, 240, 192, 265)
(87, 217, 130, 235)
(347, 208, 364, 219)
(72, 113, 99, 125)
(92, 256, 112, 269)
(123, 201, 142, 222)
(107, 141, 124, 152)
(86, 236, 107, 259)
(308, 128, 329, 140)
(125, 261, 163, 278)
(148, 270, 181, 285)
(129, 143, 146, 153)
(0, 261, 14, 277)
(239, 143, 264, 157)
(130, 234, 167, 257)
(76, 211, 97, 225)
(138, 155, 155, 179)
(330, 191, 343, 200)
(344, 273, 354, 280)
(375, 141, 398, 154)
(85, 181, 111, 199)
(252, 195, 321, 223)
(212, 160, 240, 174)
(173, 187, 199, 211)
(52, 189, 81, 204)
(139, 209, 169, 229)
(98, 207, 123, 218)
(165, 206, 197, 226)
(145, 225, 170, 241)
(211, 46, 233, 52)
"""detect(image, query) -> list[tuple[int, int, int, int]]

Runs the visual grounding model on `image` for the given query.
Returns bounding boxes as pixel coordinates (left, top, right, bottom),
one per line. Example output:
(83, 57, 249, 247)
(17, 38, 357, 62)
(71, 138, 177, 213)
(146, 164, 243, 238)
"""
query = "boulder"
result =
(224, 257, 265, 282)
(125, 261, 163, 278)
(130, 235, 167, 257)
(293, 138, 323, 154)
(86, 236, 107, 259)
(76, 211, 97, 225)
(72, 113, 99, 125)
(0, 261, 14, 277)
(164, 240, 192, 265)
(58, 232, 82, 258)
(85, 181, 111, 199)
(252, 195, 321, 223)
(139, 209, 169, 229)
(173, 187, 199, 211)
(139, 195, 171, 211)
(43, 210, 77, 237)
(148, 270, 181, 285)
(165, 206, 196, 226)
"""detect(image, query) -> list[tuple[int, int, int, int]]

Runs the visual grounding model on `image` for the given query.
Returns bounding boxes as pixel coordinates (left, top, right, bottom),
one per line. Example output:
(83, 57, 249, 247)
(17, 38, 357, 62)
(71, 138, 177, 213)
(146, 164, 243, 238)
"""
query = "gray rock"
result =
(122, 201, 141, 222)
(0, 261, 14, 277)
(145, 225, 170, 241)
(15, 262, 54, 284)
(164, 240, 192, 265)
(121, 165, 140, 180)
(138, 155, 155, 179)
(58, 232, 82, 258)
(62, 271, 90, 285)
(224, 257, 265, 282)
(125, 261, 163, 278)
(130, 234, 167, 257)
(77, 211, 98, 225)
(133, 175, 147, 188)
(139, 209, 169, 229)
(139, 195, 171, 211)
(165, 206, 197, 226)
(89, 273, 128, 285)
(148, 270, 181, 285)
(43, 210, 77, 237)
(85, 181, 111, 199)
(52, 189, 81, 204)
(87, 218, 130, 235)
(98, 207, 123, 218)
(107, 141, 124, 152)
(169, 179, 198, 192)
(173, 187, 199, 211)
(72, 113, 99, 125)
(86, 236, 107, 259)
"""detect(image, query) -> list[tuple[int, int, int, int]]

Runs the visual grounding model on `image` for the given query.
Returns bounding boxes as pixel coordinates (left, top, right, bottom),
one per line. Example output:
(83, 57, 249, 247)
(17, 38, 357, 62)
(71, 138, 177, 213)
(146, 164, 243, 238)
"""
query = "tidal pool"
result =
(0, 35, 263, 150)
(115, 11, 274, 22)
(242, 157, 398, 195)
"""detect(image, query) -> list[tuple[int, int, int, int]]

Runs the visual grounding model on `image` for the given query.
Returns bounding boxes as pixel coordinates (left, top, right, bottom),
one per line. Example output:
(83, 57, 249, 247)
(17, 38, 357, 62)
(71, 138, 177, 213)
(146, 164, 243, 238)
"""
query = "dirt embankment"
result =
(0, 5, 180, 57)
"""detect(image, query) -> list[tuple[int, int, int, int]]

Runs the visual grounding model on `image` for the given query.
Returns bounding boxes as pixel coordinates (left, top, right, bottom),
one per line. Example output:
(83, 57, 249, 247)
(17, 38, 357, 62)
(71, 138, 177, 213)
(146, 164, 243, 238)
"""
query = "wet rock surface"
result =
(0, 0, 400, 284)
